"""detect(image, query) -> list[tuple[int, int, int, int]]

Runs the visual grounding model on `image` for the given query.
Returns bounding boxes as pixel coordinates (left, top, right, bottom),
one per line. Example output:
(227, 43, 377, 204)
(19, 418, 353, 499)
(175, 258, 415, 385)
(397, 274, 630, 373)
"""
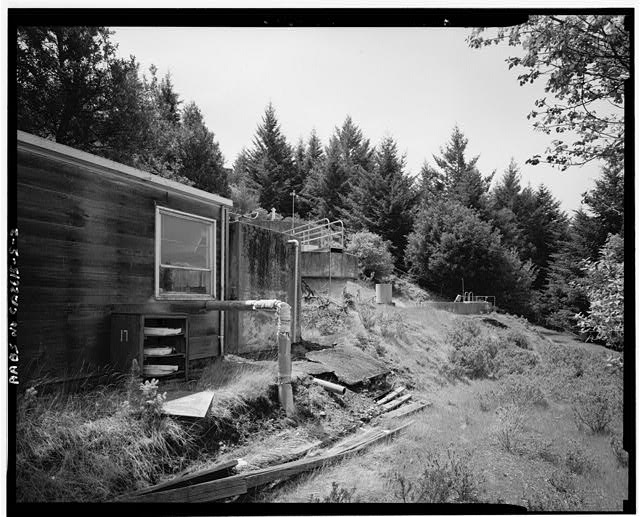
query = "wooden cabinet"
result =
(110, 313, 189, 381)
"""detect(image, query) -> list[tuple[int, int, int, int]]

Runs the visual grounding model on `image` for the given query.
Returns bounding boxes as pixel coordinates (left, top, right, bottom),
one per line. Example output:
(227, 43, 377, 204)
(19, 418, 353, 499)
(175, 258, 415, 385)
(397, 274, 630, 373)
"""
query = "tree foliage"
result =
(341, 136, 418, 262)
(421, 126, 493, 212)
(247, 103, 296, 215)
(304, 116, 374, 221)
(574, 234, 624, 350)
(406, 200, 536, 316)
(177, 102, 229, 195)
(16, 26, 230, 194)
(346, 231, 394, 283)
(469, 15, 630, 169)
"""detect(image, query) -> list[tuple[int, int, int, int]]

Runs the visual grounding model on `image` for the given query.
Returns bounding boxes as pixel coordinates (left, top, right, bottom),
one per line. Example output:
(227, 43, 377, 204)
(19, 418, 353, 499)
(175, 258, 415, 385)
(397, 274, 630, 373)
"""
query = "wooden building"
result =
(17, 130, 237, 382)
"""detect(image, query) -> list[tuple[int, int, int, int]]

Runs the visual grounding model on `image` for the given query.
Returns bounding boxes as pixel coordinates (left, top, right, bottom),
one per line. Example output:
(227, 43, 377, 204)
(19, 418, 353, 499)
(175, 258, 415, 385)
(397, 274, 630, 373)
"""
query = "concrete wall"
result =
(421, 301, 492, 315)
(300, 250, 359, 298)
(225, 221, 302, 353)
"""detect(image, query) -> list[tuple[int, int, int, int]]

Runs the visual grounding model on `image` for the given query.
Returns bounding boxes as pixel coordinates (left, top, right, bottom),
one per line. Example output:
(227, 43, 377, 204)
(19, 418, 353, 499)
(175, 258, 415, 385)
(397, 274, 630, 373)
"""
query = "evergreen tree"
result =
(293, 130, 325, 219)
(341, 136, 418, 262)
(177, 102, 229, 196)
(492, 158, 522, 211)
(304, 129, 324, 173)
(229, 148, 252, 187)
(518, 185, 569, 289)
(406, 200, 536, 316)
(131, 66, 187, 183)
(247, 103, 296, 215)
(537, 235, 591, 332)
(578, 161, 625, 258)
(421, 126, 493, 211)
(304, 116, 374, 221)
(489, 159, 526, 252)
(303, 136, 347, 221)
(229, 149, 260, 213)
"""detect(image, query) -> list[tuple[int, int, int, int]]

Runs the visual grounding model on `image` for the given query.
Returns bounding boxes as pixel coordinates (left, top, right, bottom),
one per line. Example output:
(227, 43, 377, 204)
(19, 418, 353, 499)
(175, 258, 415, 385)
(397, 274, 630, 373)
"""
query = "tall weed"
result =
(388, 447, 482, 503)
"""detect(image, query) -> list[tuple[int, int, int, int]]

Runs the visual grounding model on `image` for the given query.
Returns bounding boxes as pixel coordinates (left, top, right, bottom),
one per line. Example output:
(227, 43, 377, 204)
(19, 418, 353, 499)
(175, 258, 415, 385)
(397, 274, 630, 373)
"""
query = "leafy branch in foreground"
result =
(468, 15, 629, 169)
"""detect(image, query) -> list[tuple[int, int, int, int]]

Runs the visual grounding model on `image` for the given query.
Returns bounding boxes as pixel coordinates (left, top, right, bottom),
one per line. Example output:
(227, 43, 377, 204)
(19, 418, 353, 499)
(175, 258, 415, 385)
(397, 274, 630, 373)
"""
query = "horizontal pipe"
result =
(313, 378, 346, 395)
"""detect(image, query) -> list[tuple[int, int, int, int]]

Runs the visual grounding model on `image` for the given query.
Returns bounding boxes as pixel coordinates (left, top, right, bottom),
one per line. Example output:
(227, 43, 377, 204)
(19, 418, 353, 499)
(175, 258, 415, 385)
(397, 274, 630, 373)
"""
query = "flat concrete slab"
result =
(291, 360, 334, 381)
(163, 390, 215, 418)
(305, 344, 389, 386)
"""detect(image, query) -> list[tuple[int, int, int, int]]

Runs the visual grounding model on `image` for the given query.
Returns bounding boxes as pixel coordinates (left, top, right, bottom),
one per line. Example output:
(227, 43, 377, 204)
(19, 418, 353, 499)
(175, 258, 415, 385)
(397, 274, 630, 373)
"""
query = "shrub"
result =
(574, 234, 624, 351)
(493, 345, 538, 378)
(309, 481, 359, 503)
(355, 296, 376, 331)
(498, 374, 547, 409)
(548, 468, 576, 494)
(610, 432, 629, 467)
(302, 296, 349, 336)
(388, 447, 482, 503)
(446, 321, 498, 379)
(571, 385, 620, 434)
(564, 439, 596, 475)
(522, 485, 584, 511)
(505, 329, 531, 350)
(346, 231, 394, 283)
(494, 404, 526, 452)
(378, 312, 407, 340)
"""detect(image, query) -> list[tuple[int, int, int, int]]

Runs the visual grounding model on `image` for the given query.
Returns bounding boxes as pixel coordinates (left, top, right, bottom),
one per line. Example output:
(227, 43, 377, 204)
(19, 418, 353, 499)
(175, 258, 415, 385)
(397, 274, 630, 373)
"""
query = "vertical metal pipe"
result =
(287, 239, 300, 342)
(219, 207, 227, 356)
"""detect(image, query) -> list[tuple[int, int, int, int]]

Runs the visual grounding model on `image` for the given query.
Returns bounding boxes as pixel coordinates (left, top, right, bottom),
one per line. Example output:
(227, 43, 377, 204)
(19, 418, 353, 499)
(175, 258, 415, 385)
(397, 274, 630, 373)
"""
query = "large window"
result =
(155, 206, 216, 299)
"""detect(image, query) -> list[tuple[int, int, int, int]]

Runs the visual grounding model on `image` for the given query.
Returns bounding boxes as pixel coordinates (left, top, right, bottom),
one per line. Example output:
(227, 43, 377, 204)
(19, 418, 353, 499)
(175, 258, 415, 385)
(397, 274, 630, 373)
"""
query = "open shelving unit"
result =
(111, 313, 189, 381)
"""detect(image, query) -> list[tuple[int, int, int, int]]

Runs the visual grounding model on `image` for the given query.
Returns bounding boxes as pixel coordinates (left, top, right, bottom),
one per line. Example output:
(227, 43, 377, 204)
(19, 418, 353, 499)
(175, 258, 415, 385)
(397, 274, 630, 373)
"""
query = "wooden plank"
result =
(119, 421, 413, 502)
(120, 476, 247, 503)
(243, 420, 414, 489)
(381, 394, 412, 412)
(380, 401, 431, 420)
(128, 459, 238, 496)
(376, 386, 406, 406)
(162, 391, 215, 418)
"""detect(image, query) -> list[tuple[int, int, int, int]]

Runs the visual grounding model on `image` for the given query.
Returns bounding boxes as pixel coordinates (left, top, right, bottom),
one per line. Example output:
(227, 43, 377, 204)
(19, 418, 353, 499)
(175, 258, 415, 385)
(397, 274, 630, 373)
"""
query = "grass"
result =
(15, 279, 628, 509)
(263, 301, 627, 511)
(16, 377, 193, 502)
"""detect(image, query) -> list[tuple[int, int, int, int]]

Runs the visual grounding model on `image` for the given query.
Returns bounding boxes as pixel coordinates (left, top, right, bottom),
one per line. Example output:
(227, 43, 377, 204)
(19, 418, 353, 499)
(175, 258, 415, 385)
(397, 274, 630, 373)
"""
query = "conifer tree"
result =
(422, 126, 493, 211)
(247, 103, 296, 215)
(341, 136, 418, 262)
(177, 102, 229, 196)
(518, 185, 569, 289)
(303, 136, 347, 221)
(304, 116, 374, 221)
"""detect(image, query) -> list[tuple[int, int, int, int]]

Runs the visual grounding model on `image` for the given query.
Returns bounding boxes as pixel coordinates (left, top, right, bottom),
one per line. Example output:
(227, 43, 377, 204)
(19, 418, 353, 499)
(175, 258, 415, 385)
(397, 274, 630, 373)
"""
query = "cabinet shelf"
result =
(143, 352, 186, 359)
(111, 313, 189, 382)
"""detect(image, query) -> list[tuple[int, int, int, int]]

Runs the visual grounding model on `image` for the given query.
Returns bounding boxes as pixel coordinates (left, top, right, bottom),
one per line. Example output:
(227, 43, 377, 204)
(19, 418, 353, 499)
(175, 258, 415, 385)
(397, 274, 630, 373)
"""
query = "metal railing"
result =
(456, 292, 496, 306)
(286, 219, 344, 250)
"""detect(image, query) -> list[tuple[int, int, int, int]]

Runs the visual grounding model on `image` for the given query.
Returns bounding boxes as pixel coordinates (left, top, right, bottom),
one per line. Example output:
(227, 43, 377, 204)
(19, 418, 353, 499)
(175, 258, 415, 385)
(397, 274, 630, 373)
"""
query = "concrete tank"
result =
(375, 283, 393, 304)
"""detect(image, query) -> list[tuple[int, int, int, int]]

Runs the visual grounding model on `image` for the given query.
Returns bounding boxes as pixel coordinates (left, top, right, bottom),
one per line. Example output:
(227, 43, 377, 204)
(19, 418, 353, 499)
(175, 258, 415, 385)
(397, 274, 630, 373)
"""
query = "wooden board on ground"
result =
(119, 421, 413, 502)
(125, 459, 238, 497)
(380, 401, 431, 420)
(305, 344, 389, 385)
(122, 475, 248, 503)
(381, 393, 412, 412)
(162, 390, 215, 418)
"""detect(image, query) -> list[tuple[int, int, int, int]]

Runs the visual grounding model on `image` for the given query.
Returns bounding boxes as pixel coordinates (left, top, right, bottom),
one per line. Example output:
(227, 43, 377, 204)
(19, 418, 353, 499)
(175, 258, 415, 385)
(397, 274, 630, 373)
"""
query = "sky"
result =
(110, 25, 605, 215)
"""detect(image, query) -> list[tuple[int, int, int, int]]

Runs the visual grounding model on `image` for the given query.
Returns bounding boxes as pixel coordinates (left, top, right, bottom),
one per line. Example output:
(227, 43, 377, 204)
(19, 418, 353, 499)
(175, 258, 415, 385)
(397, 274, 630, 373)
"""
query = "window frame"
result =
(155, 206, 217, 300)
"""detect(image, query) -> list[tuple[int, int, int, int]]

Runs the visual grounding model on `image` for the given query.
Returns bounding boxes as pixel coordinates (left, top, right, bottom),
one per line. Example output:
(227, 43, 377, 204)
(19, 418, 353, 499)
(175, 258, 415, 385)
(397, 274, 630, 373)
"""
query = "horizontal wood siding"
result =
(17, 149, 225, 380)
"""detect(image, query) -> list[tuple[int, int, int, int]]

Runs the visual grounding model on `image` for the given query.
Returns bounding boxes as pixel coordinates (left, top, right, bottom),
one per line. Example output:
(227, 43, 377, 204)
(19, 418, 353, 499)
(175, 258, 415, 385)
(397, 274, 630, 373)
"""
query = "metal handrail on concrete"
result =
(287, 219, 344, 249)
(461, 293, 496, 306)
